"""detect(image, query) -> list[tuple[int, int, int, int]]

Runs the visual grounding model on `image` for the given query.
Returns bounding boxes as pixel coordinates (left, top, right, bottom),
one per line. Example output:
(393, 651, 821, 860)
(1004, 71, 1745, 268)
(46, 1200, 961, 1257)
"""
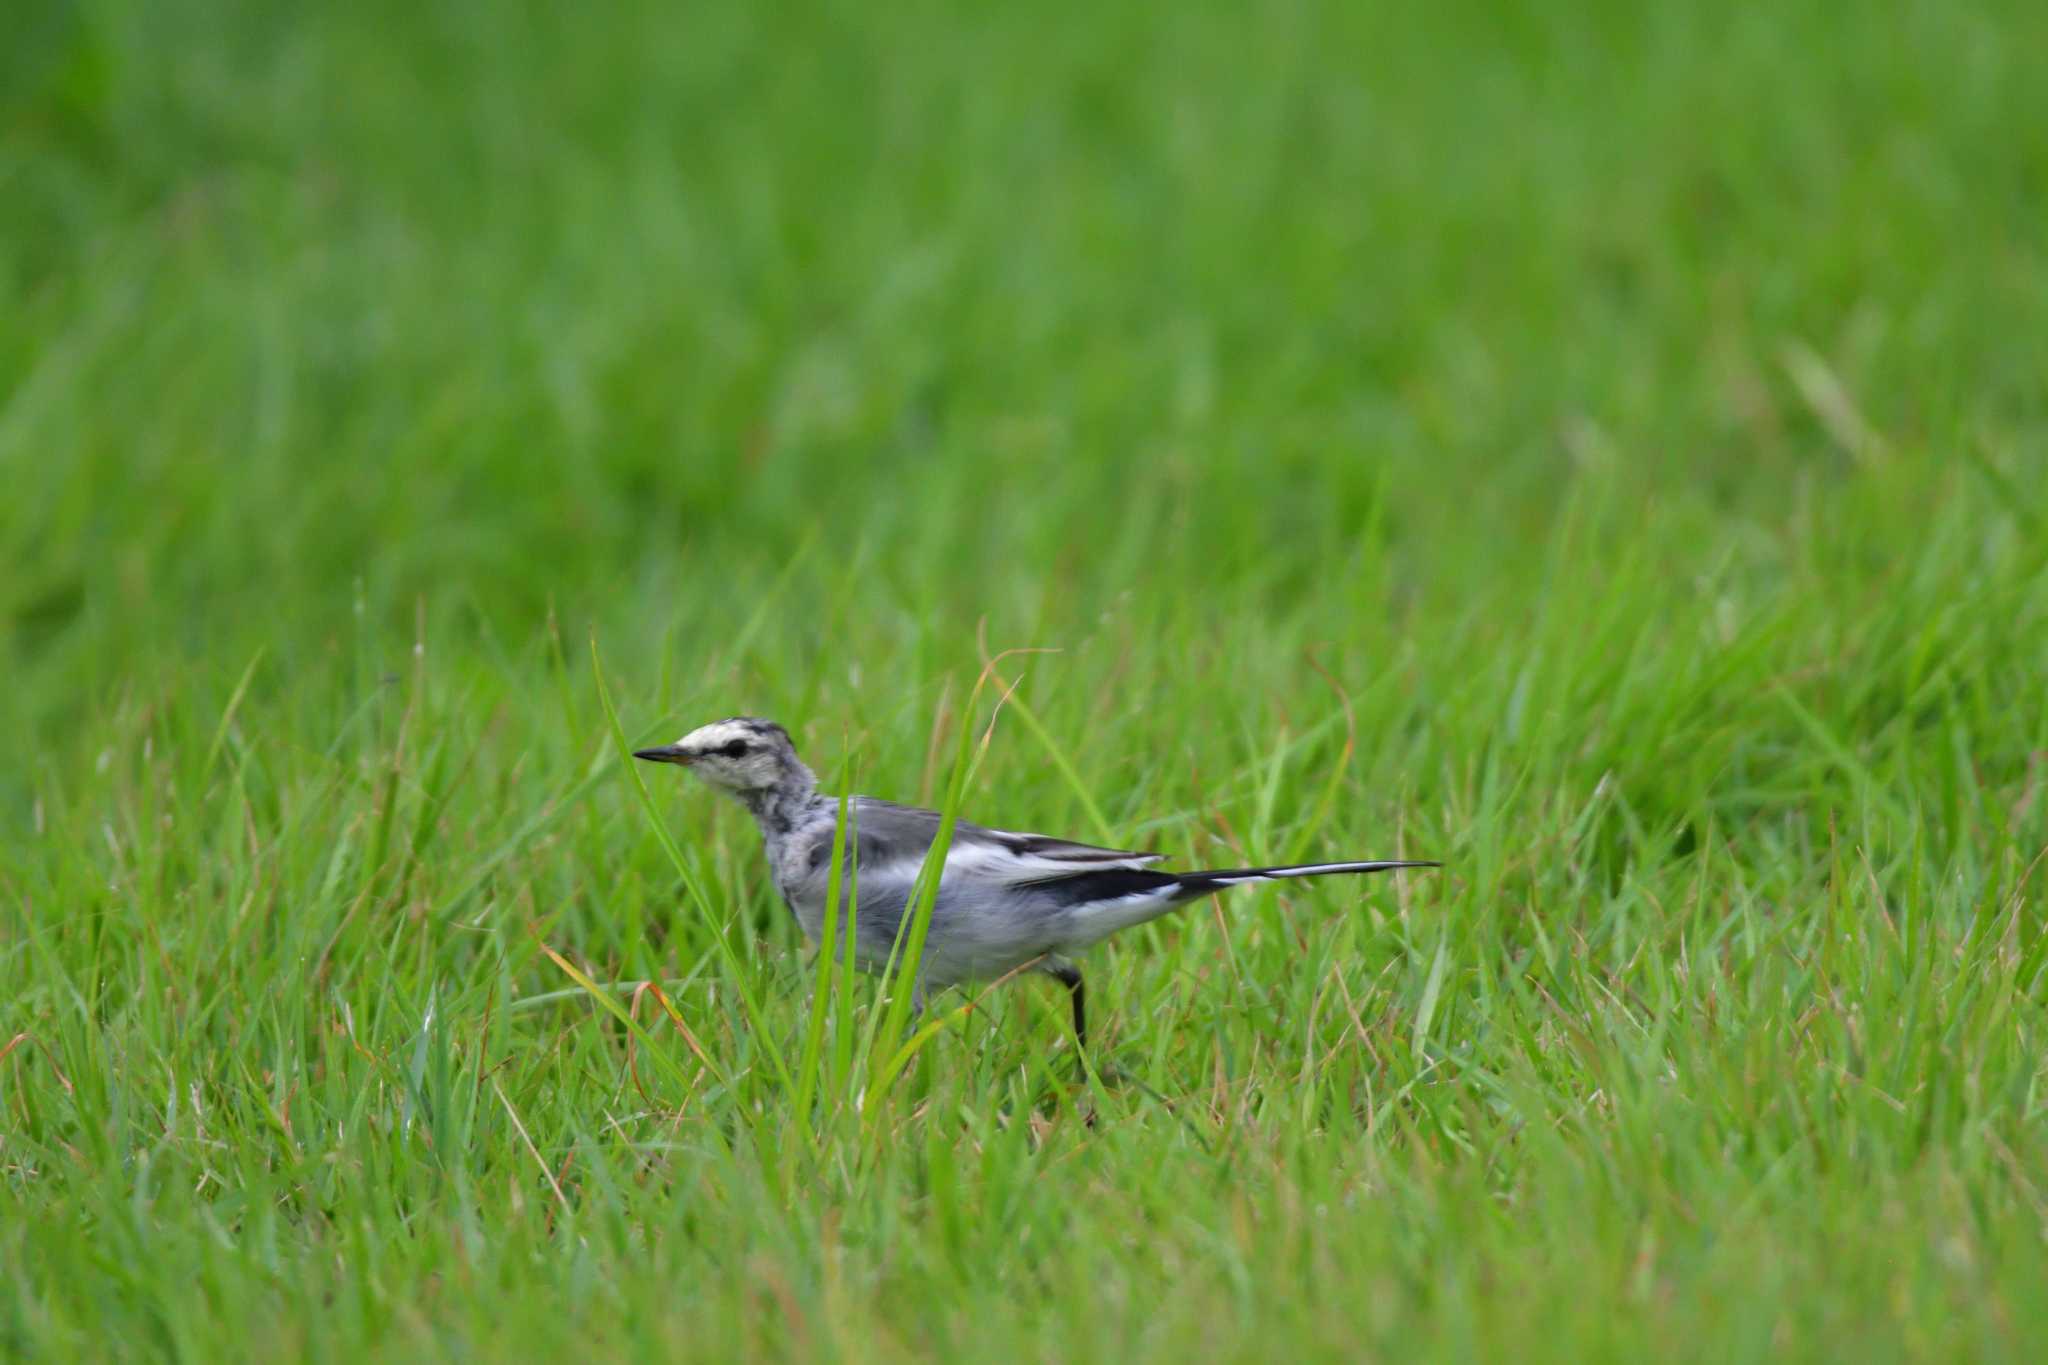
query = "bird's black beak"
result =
(632, 744, 692, 765)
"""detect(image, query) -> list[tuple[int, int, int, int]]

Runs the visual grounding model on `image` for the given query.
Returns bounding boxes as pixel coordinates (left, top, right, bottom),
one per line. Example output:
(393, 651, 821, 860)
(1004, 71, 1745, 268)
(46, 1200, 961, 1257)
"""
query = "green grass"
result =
(6, 0, 2048, 1358)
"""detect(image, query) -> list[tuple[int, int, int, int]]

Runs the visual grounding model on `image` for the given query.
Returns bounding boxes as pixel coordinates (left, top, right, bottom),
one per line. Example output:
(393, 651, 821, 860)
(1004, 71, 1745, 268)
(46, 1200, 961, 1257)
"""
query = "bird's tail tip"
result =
(1191, 859, 1442, 886)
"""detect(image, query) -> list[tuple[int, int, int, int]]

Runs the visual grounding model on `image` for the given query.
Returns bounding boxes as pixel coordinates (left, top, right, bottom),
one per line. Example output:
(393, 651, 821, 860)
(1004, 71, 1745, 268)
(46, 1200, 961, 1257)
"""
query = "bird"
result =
(633, 716, 1437, 1049)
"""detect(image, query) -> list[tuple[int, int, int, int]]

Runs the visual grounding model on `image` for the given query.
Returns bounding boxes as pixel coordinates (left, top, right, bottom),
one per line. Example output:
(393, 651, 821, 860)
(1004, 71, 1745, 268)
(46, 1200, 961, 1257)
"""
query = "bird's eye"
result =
(720, 739, 750, 758)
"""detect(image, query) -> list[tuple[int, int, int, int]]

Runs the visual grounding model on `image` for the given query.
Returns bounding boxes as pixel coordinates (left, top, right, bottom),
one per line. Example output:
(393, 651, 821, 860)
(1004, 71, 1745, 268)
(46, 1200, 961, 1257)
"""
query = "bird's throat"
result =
(739, 768, 819, 838)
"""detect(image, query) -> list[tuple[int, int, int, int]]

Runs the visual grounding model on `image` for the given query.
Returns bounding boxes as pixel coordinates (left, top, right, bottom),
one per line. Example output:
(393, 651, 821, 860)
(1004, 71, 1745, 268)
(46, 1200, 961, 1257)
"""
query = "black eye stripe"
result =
(721, 739, 750, 757)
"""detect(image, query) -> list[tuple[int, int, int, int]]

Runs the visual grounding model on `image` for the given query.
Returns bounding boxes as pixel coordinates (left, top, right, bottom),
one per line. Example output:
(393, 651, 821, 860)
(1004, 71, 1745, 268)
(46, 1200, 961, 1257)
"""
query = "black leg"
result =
(1045, 959, 1086, 1049)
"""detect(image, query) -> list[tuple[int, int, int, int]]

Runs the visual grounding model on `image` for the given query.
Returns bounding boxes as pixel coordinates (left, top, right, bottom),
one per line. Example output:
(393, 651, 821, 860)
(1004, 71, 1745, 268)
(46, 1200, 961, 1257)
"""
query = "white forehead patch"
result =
(678, 719, 758, 751)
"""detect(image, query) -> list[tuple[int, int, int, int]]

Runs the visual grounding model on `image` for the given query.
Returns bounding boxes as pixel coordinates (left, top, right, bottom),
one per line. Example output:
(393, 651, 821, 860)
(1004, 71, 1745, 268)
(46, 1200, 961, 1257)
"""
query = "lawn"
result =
(5, 0, 2048, 1359)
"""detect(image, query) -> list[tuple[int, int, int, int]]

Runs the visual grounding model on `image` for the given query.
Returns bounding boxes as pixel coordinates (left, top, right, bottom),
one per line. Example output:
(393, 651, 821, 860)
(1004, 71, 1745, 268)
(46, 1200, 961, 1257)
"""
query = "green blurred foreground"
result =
(4, 0, 2047, 1359)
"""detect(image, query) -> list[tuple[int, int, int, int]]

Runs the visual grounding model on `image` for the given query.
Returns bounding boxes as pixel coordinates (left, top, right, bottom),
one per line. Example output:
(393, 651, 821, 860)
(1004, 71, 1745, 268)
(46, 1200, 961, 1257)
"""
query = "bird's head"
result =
(633, 717, 804, 799)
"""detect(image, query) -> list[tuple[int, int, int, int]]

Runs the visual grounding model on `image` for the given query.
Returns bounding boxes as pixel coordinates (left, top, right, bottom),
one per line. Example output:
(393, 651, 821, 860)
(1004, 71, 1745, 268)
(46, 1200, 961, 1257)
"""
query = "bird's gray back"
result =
(848, 797, 1160, 869)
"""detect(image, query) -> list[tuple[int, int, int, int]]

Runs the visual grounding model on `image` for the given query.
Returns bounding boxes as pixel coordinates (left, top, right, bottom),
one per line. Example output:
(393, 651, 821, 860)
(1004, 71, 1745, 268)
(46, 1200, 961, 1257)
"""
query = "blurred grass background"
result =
(5, 0, 2048, 1359)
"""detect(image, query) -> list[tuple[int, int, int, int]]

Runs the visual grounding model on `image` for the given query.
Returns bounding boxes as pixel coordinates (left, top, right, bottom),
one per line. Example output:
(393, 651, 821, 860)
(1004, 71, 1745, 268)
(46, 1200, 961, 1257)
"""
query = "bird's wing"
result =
(851, 797, 1166, 883)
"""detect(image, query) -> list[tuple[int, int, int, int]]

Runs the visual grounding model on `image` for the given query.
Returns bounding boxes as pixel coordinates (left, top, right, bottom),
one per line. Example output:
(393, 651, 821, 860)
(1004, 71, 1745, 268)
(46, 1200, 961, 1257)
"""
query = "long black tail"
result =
(1042, 859, 1439, 944)
(1037, 859, 1438, 909)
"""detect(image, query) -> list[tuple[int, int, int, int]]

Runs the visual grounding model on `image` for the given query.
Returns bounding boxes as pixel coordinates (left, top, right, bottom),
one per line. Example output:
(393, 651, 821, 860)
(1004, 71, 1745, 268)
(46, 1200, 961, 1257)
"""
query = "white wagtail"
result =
(635, 717, 1437, 1046)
